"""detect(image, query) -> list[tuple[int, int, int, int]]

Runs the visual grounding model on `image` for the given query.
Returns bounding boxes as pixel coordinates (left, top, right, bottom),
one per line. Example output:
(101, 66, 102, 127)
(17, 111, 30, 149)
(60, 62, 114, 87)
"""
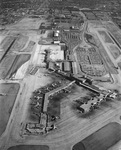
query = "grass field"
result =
(73, 122, 121, 150)
(21, 41, 35, 52)
(0, 55, 16, 79)
(1, 36, 16, 51)
(7, 145, 49, 150)
(0, 36, 16, 61)
(0, 83, 20, 136)
(109, 45, 121, 59)
(94, 34, 118, 74)
(10, 35, 29, 52)
(47, 93, 62, 117)
(0, 54, 30, 79)
(98, 30, 114, 44)
(6, 54, 31, 79)
(105, 22, 121, 47)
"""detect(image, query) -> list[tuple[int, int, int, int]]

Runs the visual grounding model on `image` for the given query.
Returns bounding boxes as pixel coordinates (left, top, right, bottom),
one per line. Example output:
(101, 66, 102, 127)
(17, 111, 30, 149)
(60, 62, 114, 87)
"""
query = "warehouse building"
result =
(48, 62, 55, 71)
(63, 61, 71, 72)
(72, 61, 78, 74)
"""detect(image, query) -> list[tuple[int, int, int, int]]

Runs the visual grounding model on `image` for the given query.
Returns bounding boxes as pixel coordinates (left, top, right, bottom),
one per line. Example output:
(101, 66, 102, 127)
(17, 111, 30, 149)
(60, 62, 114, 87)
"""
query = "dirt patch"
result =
(7, 145, 49, 150)
(0, 83, 20, 136)
(73, 122, 121, 150)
